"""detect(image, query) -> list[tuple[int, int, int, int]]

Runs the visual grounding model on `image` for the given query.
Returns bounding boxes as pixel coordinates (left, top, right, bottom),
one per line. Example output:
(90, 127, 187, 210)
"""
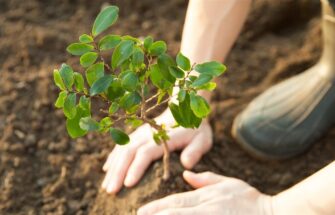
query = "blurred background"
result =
(1, 0, 334, 214)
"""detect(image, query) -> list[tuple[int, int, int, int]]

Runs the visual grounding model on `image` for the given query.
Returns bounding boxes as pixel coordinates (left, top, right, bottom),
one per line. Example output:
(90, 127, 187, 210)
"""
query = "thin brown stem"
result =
(162, 139, 170, 180)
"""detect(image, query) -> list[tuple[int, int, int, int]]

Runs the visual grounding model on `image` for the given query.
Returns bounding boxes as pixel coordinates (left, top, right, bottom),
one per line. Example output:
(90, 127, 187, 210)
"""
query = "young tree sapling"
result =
(53, 5, 226, 180)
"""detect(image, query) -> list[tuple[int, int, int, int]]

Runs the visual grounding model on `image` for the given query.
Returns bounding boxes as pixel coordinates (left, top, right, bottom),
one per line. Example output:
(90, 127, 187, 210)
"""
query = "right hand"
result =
(101, 109, 213, 194)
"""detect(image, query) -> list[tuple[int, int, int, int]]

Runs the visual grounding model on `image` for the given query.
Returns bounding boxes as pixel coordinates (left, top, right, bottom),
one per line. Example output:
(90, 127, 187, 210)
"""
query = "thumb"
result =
(183, 171, 225, 189)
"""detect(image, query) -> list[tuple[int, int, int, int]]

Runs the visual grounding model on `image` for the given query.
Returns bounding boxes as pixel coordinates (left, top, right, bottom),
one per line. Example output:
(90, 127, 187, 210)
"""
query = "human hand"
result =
(138, 171, 273, 215)
(101, 110, 213, 194)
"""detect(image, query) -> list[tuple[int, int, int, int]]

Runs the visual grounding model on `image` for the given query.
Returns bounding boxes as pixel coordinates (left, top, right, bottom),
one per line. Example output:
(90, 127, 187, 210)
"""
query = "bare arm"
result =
(273, 161, 335, 215)
(179, 0, 251, 100)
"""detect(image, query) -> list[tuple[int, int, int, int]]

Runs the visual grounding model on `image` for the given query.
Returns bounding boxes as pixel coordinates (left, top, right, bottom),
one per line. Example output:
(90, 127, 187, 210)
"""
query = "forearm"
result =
(273, 161, 335, 215)
(180, 0, 252, 100)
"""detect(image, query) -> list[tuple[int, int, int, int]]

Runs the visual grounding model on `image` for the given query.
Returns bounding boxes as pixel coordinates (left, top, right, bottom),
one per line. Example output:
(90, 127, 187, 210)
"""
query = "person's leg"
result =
(232, 0, 335, 159)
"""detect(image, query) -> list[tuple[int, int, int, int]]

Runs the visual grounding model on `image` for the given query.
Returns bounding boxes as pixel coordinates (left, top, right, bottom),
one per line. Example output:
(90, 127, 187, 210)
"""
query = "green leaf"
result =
(191, 74, 212, 87)
(53, 69, 66, 90)
(148, 41, 167, 56)
(92, 6, 119, 36)
(112, 40, 134, 69)
(108, 102, 119, 114)
(86, 62, 105, 86)
(59, 64, 74, 90)
(90, 75, 114, 96)
(80, 52, 98, 68)
(196, 82, 217, 91)
(189, 92, 210, 118)
(66, 43, 94, 56)
(169, 66, 184, 79)
(121, 71, 138, 91)
(74, 72, 85, 92)
(176, 52, 191, 71)
(177, 89, 186, 103)
(157, 54, 176, 83)
(106, 80, 125, 100)
(79, 96, 91, 113)
(143, 36, 153, 50)
(122, 35, 141, 43)
(149, 64, 173, 90)
(79, 34, 93, 43)
(79, 117, 100, 131)
(63, 93, 77, 119)
(99, 117, 113, 132)
(194, 61, 226, 76)
(169, 93, 202, 128)
(119, 92, 141, 110)
(132, 47, 144, 68)
(99, 35, 122, 50)
(125, 118, 143, 128)
(66, 106, 89, 138)
(109, 128, 130, 145)
(55, 91, 67, 108)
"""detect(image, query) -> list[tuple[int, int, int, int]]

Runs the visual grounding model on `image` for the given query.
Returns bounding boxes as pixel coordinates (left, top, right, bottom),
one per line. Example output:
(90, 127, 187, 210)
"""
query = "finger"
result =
(102, 147, 119, 171)
(183, 171, 225, 188)
(138, 189, 206, 214)
(124, 142, 163, 187)
(105, 148, 136, 194)
(101, 155, 118, 189)
(180, 132, 212, 169)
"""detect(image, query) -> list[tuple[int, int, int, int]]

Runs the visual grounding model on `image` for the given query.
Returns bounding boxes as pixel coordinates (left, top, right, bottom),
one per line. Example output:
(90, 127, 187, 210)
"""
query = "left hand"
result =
(137, 171, 273, 215)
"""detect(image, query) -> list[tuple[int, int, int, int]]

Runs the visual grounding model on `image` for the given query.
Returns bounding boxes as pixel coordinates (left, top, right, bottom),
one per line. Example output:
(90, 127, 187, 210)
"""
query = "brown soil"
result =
(0, 0, 334, 214)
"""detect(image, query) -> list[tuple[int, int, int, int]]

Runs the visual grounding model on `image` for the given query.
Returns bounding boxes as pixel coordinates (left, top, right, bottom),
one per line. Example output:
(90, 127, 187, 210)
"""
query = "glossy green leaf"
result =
(148, 41, 167, 56)
(63, 93, 77, 119)
(55, 91, 67, 108)
(189, 92, 210, 118)
(196, 82, 217, 91)
(106, 80, 125, 100)
(53, 69, 66, 90)
(66, 43, 94, 56)
(119, 92, 141, 110)
(143, 36, 153, 50)
(157, 54, 176, 83)
(66, 106, 89, 138)
(125, 118, 143, 128)
(59, 64, 74, 90)
(80, 52, 98, 68)
(132, 47, 144, 68)
(99, 35, 122, 50)
(112, 40, 134, 69)
(92, 6, 119, 36)
(79, 96, 91, 113)
(149, 64, 173, 90)
(99, 117, 113, 132)
(169, 66, 184, 79)
(122, 35, 141, 43)
(79, 117, 100, 131)
(121, 71, 138, 91)
(74, 72, 85, 92)
(194, 61, 226, 76)
(176, 52, 191, 71)
(177, 89, 186, 103)
(86, 62, 105, 86)
(79, 34, 93, 43)
(191, 74, 212, 87)
(109, 128, 130, 145)
(108, 102, 119, 114)
(90, 75, 114, 96)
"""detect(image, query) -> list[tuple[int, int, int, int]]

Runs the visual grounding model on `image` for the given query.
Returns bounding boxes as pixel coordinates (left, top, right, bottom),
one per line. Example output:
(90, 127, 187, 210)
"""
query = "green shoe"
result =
(232, 0, 335, 159)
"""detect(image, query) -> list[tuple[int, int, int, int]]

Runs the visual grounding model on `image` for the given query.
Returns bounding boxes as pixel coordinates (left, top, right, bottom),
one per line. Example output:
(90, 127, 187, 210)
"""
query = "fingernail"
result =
(124, 176, 133, 187)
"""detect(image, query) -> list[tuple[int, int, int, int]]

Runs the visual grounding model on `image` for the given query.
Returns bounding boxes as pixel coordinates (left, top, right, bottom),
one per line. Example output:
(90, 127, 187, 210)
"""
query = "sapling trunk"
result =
(162, 139, 170, 180)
